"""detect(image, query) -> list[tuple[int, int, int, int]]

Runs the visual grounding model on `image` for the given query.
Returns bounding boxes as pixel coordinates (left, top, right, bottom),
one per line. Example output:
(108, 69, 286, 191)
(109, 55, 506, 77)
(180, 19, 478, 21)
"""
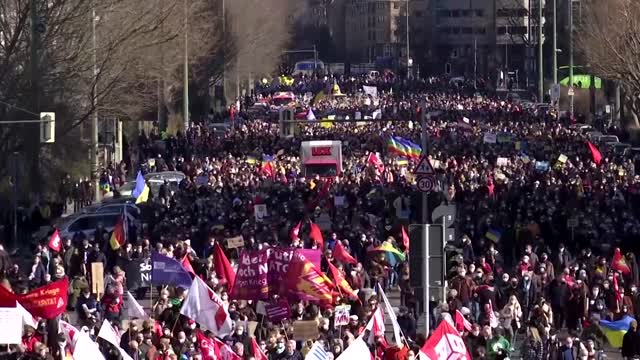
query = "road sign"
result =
(568, 86, 575, 97)
(551, 84, 561, 101)
(414, 156, 435, 175)
(567, 218, 578, 228)
(417, 176, 435, 193)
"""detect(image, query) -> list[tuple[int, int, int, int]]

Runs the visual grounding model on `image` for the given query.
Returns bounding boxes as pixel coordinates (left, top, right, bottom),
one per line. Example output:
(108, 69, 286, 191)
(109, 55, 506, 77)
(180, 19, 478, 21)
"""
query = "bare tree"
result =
(578, 0, 640, 128)
(226, 0, 301, 96)
(0, 0, 218, 190)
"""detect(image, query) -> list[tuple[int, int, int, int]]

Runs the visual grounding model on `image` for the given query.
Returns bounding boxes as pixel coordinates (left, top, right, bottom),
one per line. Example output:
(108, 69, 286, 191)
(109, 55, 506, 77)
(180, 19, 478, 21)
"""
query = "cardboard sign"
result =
(0, 308, 22, 344)
(292, 320, 319, 341)
(483, 133, 497, 144)
(254, 204, 268, 222)
(496, 157, 509, 166)
(91, 262, 104, 297)
(226, 236, 245, 249)
(334, 305, 351, 326)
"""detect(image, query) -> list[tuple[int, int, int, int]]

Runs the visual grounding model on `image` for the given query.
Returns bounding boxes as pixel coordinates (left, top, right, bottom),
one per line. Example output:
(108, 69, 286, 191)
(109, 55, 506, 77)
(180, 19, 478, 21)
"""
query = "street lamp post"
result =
(183, 0, 189, 130)
(538, 0, 543, 101)
(91, 3, 100, 202)
(552, 0, 557, 84)
(406, 0, 410, 79)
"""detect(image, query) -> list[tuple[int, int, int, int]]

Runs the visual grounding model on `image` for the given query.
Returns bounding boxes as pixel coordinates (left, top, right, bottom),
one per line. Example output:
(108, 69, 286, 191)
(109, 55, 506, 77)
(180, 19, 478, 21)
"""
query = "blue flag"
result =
(132, 171, 146, 199)
(151, 252, 193, 289)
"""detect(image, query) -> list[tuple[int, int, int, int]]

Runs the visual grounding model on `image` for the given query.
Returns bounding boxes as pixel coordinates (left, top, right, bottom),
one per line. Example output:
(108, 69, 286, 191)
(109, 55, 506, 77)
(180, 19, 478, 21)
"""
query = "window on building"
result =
(475, 9, 484, 17)
(394, 2, 400, 9)
(462, 9, 471, 17)
(414, 10, 423, 17)
(497, 26, 507, 35)
(462, 27, 472, 34)
(451, 10, 461, 17)
(452, 27, 461, 34)
(475, 27, 486, 34)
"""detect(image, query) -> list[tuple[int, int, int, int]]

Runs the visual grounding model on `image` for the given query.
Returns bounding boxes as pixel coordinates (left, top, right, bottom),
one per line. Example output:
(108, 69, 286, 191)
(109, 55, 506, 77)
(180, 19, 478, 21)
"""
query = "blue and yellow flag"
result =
(131, 171, 149, 204)
(599, 316, 634, 348)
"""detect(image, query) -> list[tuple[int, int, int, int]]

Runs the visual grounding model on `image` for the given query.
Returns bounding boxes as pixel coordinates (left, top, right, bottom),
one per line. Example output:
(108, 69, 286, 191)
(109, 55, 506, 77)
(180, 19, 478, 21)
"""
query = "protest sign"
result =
(265, 300, 290, 323)
(254, 204, 268, 222)
(230, 249, 269, 300)
(334, 305, 351, 326)
(0, 307, 22, 344)
(483, 132, 497, 144)
(226, 236, 245, 249)
(91, 262, 104, 297)
(124, 257, 151, 290)
(292, 321, 319, 341)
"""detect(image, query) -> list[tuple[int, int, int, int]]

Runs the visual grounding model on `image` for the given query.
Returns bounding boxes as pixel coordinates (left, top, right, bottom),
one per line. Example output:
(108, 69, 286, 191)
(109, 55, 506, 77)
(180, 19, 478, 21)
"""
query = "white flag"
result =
(378, 284, 403, 347)
(59, 320, 80, 351)
(365, 306, 385, 344)
(125, 291, 148, 319)
(74, 332, 105, 360)
(307, 108, 316, 121)
(98, 320, 133, 360)
(180, 276, 233, 337)
(17, 302, 37, 329)
(336, 336, 370, 360)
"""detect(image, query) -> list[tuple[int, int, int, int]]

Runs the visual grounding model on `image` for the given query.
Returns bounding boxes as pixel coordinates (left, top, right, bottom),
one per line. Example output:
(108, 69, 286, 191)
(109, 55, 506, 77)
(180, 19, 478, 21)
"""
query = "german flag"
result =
(109, 215, 126, 250)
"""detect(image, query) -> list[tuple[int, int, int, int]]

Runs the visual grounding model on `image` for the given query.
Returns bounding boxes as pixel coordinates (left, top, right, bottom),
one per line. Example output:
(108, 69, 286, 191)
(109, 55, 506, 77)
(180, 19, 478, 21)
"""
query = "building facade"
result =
(344, 0, 430, 69)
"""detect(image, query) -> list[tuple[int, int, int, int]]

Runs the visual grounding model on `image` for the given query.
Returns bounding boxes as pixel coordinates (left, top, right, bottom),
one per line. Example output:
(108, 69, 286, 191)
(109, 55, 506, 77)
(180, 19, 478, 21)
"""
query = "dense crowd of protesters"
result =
(1, 73, 640, 360)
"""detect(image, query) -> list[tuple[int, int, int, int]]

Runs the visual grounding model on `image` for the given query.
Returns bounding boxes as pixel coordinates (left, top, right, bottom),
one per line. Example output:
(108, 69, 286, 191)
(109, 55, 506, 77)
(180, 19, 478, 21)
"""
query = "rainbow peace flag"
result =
(387, 136, 421, 159)
(599, 316, 634, 348)
(368, 242, 406, 266)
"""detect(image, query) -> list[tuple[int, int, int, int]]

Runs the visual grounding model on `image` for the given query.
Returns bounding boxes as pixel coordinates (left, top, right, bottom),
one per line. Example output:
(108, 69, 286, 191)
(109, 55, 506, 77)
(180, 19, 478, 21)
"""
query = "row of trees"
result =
(0, 0, 299, 194)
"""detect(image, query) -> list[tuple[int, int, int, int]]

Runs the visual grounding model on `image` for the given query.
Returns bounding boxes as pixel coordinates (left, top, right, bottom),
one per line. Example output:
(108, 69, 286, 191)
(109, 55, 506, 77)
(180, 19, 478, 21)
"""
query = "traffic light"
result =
(39, 112, 55, 143)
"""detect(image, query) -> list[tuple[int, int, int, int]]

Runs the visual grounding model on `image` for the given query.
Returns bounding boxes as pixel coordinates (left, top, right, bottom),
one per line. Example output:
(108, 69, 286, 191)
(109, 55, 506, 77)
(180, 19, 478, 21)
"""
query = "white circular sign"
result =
(417, 176, 435, 192)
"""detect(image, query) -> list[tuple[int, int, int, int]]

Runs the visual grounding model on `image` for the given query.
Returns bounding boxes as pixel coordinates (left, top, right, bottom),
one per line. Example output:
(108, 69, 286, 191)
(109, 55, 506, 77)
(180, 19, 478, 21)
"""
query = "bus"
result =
(292, 60, 325, 76)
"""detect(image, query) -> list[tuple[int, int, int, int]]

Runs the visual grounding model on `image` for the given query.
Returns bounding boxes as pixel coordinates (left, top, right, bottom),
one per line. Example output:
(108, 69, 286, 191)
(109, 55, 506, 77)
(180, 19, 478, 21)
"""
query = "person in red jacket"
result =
(21, 326, 42, 352)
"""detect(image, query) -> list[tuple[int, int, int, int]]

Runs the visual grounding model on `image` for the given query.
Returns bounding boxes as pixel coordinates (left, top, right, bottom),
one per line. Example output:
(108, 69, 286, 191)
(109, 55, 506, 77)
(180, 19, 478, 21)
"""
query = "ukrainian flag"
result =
(600, 316, 634, 348)
(246, 156, 257, 164)
(131, 171, 149, 204)
(486, 228, 502, 243)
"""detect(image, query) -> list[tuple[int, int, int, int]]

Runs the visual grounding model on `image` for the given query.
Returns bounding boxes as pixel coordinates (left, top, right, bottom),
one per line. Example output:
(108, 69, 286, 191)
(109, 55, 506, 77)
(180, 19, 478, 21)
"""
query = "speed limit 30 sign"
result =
(417, 176, 435, 193)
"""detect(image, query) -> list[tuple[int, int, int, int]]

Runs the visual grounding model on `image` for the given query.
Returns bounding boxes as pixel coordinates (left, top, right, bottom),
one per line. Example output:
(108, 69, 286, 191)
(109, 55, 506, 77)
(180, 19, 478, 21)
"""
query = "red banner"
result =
(0, 278, 69, 319)
(420, 319, 471, 360)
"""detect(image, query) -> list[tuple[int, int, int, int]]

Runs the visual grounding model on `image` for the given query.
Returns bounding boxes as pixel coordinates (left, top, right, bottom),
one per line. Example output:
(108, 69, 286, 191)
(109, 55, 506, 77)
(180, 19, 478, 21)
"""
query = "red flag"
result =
(48, 229, 62, 252)
(0, 278, 69, 319)
(309, 222, 324, 249)
(181, 256, 195, 275)
(290, 221, 302, 241)
(613, 273, 623, 305)
(401, 226, 410, 252)
(196, 331, 218, 360)
(420, 319, 471, 360)
(333, 241, 357, 265)
(285, 253, 334, 303)
(213, 243, 236, 292)
(213, 337, 242, 360)
(612, 248, 631, 275)
(367, 152, 385, 175)
(454, 310, 472, 332)
(251, 337, 269, 360)
(328, 262, 358, 300)
(587, 141, 602, 165)
(261, 162, 275, 178)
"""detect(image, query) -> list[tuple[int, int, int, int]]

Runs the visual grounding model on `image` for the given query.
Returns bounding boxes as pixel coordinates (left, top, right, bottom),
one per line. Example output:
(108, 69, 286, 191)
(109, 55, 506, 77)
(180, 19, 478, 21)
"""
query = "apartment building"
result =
(344, 0, 430, 67)
(432, 0, 545, 85)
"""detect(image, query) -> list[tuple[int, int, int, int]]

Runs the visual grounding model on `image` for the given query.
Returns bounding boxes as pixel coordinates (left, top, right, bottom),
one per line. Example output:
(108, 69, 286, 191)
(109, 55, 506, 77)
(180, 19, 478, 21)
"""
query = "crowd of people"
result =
(1, 73, 640, 360)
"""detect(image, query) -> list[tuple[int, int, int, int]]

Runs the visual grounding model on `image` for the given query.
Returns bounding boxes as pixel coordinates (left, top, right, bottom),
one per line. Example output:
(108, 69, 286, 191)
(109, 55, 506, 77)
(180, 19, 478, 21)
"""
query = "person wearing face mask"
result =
(275, 339, 302, 360)
(548, 274, 570, 330)
(171, 331, 191, 357)
(76, 288, 98, 326)
(587, 286, 606, 320)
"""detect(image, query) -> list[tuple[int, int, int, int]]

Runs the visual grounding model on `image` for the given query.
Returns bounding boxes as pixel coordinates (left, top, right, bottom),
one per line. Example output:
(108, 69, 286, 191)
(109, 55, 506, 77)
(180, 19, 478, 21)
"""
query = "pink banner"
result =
(230, 249, 269, 300)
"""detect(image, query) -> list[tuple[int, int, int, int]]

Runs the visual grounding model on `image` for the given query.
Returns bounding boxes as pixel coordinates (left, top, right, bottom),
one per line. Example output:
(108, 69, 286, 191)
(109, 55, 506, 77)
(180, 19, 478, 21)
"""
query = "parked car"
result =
(80, 201, 140, 218)
(56, 212, 121, 240)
